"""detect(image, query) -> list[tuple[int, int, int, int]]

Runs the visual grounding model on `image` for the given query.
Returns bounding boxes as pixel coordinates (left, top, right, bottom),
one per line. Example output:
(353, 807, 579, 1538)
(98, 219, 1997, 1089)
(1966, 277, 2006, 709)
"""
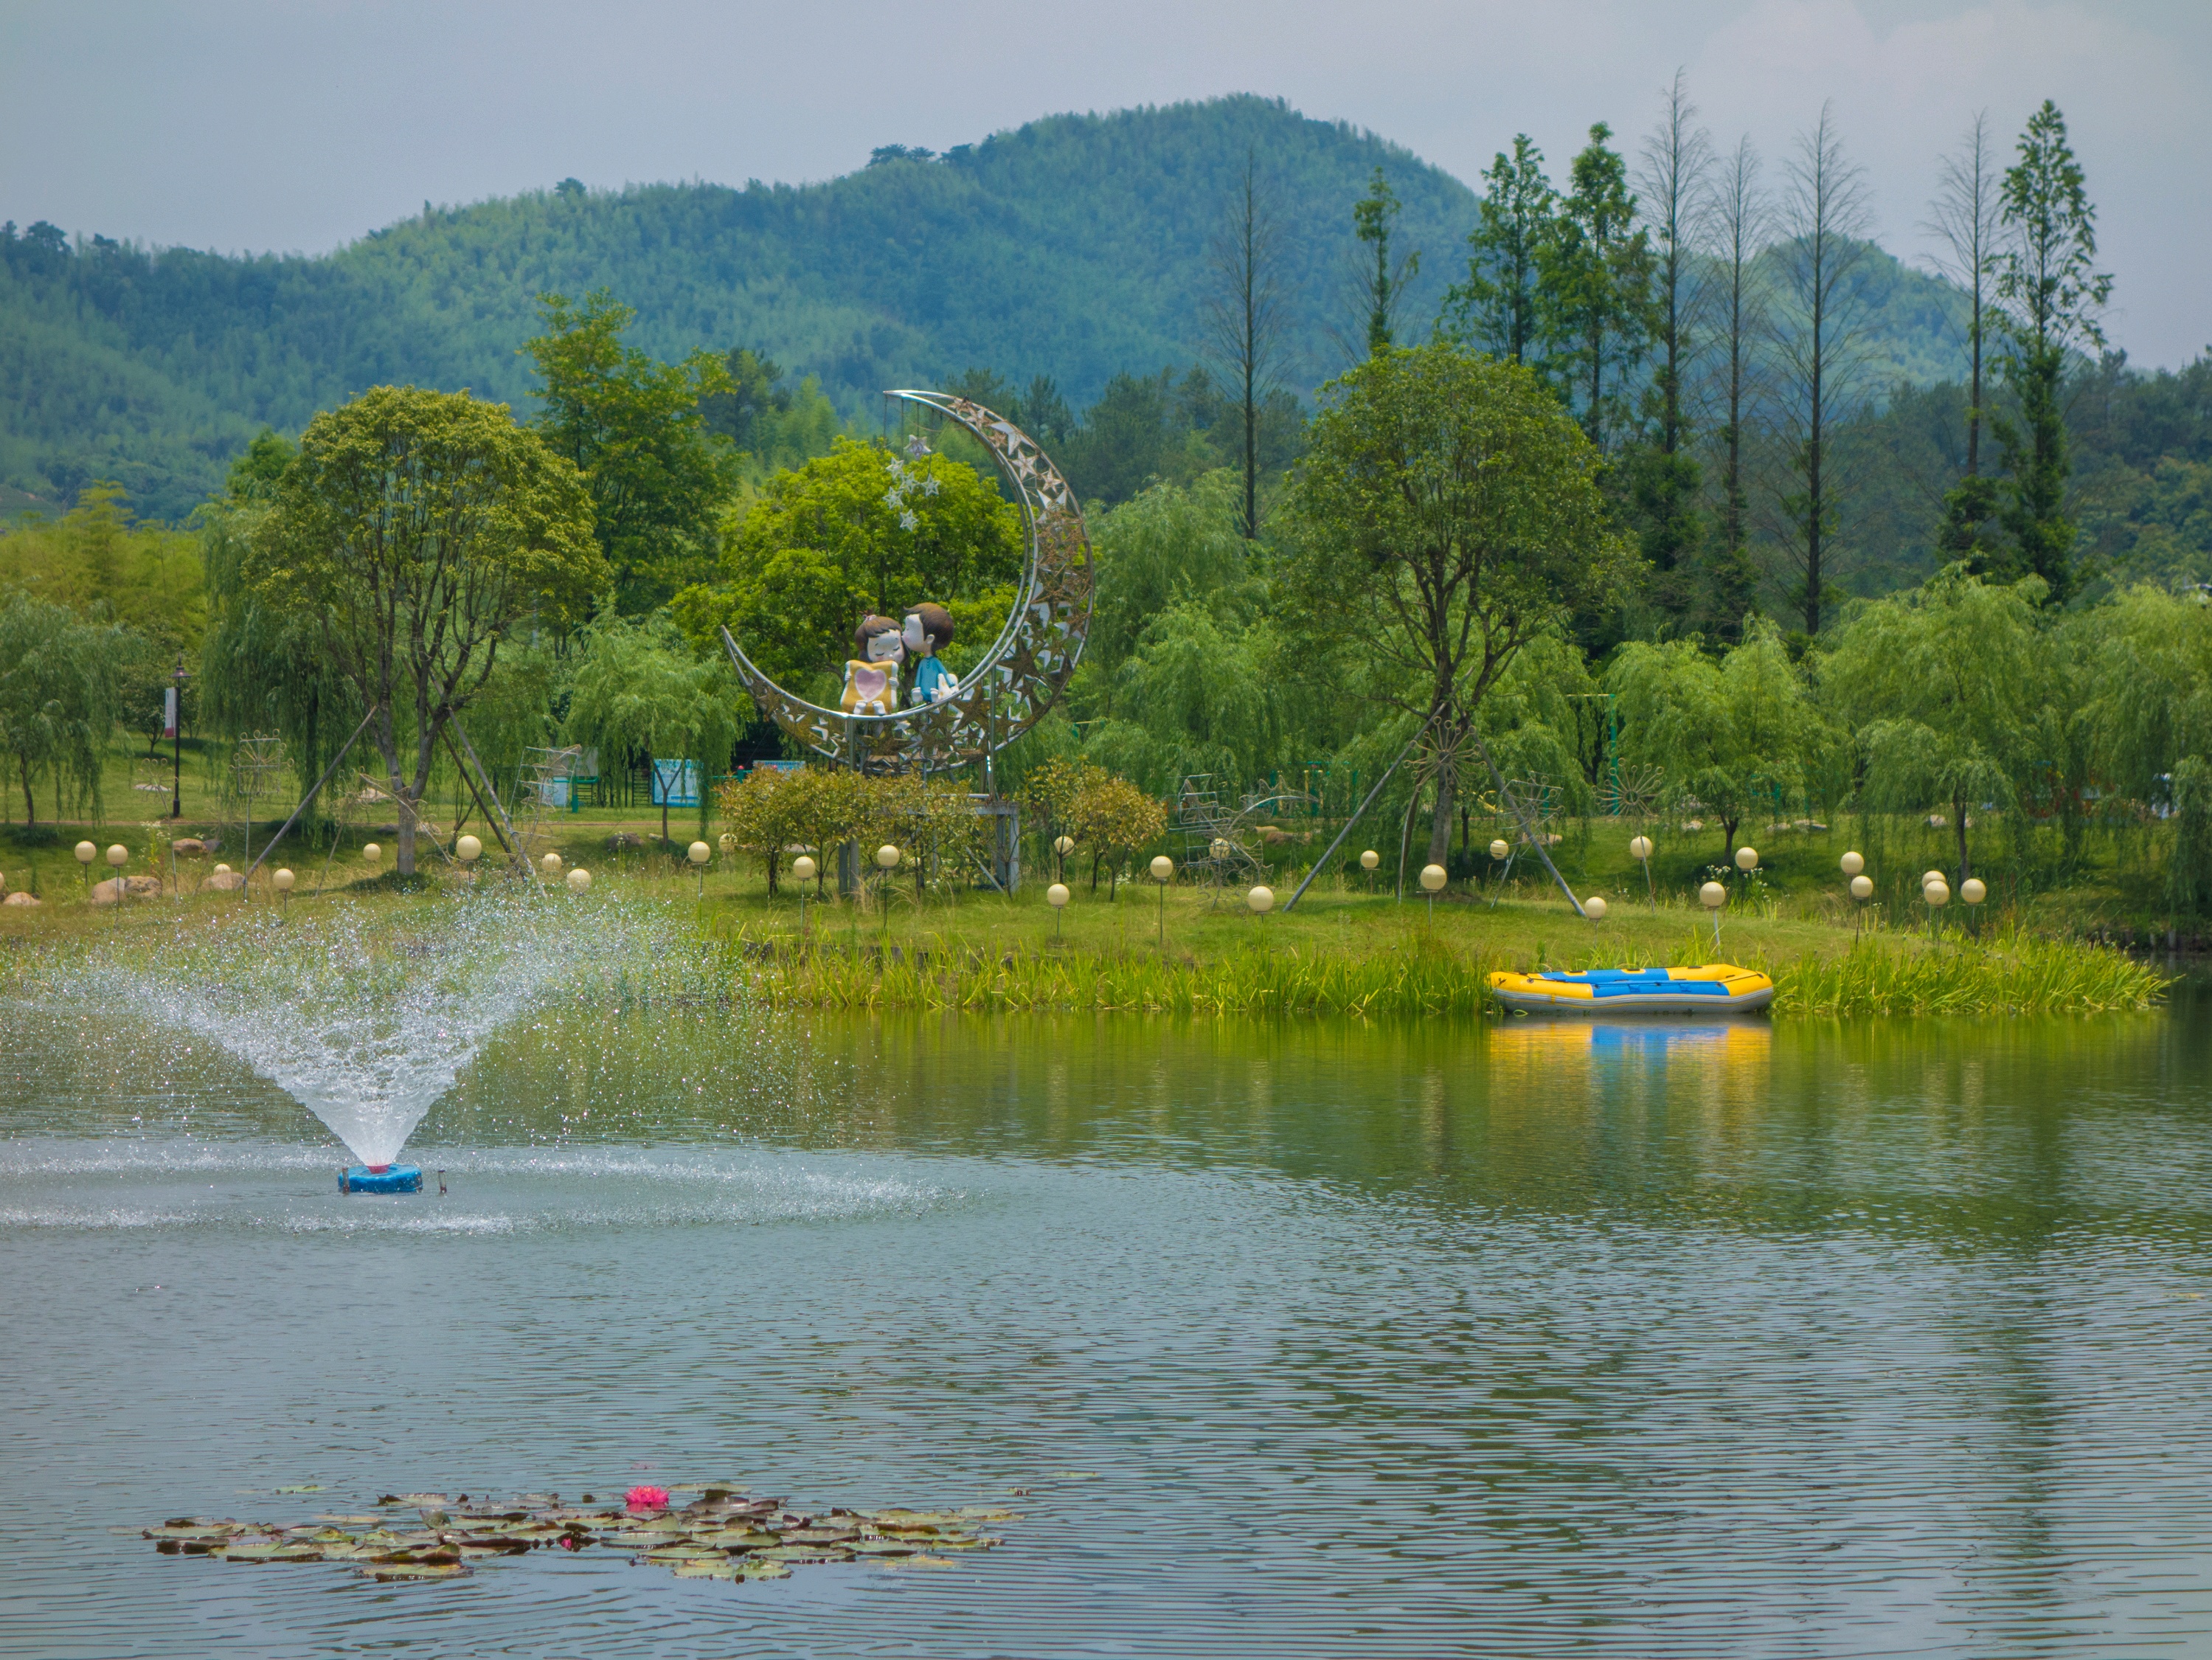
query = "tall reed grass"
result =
(693, 926, 2168, 1020)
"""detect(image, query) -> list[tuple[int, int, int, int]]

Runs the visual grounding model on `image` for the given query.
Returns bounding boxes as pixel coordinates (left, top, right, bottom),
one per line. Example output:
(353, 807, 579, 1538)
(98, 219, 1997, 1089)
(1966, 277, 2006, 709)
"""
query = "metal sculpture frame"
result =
(718, 392, 1093, 775)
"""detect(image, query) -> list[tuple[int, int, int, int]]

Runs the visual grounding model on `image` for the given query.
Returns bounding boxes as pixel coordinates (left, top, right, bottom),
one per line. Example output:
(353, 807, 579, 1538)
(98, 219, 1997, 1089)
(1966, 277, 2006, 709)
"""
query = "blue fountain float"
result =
(339, 1163, 423, 1194)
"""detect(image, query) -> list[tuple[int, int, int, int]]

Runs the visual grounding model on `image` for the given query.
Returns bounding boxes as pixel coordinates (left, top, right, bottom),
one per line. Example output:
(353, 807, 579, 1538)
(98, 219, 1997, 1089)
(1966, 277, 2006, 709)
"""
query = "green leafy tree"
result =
(1281, 344, 1638, 868)
(1820, 567, 2048, 883)
(0, 589, 123, 825)
(1438, 135, 1555, 365)
(1609, 619, 1823, 855)
(525, 290, 740, 615)
(1539, 123, 1656, 452)
(251, 386, 603, 874)
(1349, 167, 1418, 359)
(564, 612, 743, 844)
(1991, 100, 2110, 600)
(684, 438, 1021, 696)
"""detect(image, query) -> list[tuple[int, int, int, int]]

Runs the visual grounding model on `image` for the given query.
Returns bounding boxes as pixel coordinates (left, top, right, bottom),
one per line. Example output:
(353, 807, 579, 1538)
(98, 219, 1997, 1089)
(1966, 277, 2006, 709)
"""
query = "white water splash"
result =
(60, 893, 653, 1166)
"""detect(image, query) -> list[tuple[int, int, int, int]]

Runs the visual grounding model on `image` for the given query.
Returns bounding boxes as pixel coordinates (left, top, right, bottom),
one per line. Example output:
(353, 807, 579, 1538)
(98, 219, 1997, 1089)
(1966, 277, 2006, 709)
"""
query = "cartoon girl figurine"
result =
(841, 615, 905, 714)
(901, 603, 959, 705)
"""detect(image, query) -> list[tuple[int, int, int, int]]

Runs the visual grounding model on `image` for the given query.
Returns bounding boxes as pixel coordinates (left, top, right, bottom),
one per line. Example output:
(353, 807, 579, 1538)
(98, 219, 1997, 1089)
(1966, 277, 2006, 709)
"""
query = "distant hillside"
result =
(0, 95, 1973, 521)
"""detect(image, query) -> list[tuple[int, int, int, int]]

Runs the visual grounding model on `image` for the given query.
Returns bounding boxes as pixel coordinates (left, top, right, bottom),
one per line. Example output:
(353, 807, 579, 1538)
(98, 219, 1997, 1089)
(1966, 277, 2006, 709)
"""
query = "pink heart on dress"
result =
(855, 666, 887, 700)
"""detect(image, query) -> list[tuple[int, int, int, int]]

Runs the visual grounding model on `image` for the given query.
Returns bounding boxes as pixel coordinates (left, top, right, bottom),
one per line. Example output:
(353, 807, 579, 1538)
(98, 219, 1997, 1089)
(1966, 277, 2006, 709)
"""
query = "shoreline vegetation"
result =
(0, 865, 2171, 1020)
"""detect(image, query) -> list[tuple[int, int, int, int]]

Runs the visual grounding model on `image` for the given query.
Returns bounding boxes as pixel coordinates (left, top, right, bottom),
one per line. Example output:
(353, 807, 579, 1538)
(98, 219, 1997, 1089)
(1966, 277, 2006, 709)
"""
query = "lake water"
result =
(4, 986, 2211, 1657)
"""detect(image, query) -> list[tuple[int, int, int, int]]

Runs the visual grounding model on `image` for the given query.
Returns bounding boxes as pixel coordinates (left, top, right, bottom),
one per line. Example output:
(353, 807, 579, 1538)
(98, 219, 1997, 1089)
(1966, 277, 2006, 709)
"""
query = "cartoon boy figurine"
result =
(901, 602, 959, 705)
(841, 615, 905, 714)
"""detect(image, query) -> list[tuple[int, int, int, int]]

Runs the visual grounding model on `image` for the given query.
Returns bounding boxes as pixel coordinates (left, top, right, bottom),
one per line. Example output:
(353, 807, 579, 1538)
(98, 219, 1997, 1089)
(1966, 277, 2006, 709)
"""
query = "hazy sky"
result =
(4, 0, 2205, 366)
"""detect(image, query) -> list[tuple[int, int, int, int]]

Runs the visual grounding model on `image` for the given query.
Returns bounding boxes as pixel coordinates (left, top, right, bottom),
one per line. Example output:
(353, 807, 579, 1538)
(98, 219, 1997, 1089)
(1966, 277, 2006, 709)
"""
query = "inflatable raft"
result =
(1487, 964, 1775, 1015)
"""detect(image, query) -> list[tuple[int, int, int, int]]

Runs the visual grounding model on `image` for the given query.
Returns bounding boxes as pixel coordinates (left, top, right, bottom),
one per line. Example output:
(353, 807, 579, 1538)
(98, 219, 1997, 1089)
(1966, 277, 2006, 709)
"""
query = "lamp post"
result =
(362, 843, 381, 870)
(1208, 837, 1232, 907)
(876, 843, 901, 959)
(75, 839, 95, 903)
(1841, 850, 1868, 934)
(793, 854, 817, 937)
(1150, 854, 1173, 951)
(566, 867, 592, 893)
(689, 839, 711, 900)
(105, 843, 127, 914)
(456, 834, 481, 893)
(274, 866, 294, 916)
(1419, 861, 1446, 928)
(1053, 834, 1074, 884)
(1630, 834, 1654, 910)
(1582, 893, 1607, 921)
(1486, 837, 1510, 907)
(170, 657, 187, 820)
(1247, 884, 1275, 916)
(1961, 876, 1986, 938)
(541, 851, 563, 880)
(1699, 879, 1727, 952)
(1924, 874, 1949, 942)
(1359, 847, 1379, 896)
(1048, 880, 1069, 941)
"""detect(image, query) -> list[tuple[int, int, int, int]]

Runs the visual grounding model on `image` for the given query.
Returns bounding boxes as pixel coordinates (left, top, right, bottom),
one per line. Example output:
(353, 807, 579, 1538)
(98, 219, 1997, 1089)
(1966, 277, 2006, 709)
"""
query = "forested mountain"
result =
(1, 95, 1978, 522)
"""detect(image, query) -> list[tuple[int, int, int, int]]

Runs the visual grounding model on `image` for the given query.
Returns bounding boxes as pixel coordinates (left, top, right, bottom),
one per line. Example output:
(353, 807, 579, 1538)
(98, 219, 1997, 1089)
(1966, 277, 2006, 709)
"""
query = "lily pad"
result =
(672, 1559, 741, 1580)
(275, 1484, 326, 1494)
(214, 1543, 324, 1563)
(737, 1560, 792, 1580)
(875, 1552, 959, 1569)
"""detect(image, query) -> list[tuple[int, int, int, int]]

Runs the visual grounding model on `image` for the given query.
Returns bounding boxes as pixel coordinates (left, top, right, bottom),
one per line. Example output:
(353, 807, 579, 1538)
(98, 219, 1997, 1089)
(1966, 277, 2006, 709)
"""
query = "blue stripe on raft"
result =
(1591, 979, 1729, 997)
(1538, 969, 1671, 983)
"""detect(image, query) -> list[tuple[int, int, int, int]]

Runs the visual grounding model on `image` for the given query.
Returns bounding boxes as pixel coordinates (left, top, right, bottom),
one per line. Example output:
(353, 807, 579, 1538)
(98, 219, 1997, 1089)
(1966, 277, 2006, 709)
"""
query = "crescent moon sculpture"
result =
(718, 390, 1093, 774)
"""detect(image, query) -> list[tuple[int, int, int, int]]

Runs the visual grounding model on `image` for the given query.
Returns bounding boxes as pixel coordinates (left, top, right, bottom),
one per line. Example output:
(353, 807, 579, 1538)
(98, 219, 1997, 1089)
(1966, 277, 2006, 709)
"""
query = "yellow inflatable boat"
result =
(1487, 964, 1775, 1015)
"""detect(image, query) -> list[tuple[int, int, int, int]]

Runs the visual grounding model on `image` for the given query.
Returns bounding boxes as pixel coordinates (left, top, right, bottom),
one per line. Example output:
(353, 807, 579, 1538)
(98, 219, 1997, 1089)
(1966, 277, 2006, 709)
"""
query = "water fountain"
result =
(65, 890, 633, 1189)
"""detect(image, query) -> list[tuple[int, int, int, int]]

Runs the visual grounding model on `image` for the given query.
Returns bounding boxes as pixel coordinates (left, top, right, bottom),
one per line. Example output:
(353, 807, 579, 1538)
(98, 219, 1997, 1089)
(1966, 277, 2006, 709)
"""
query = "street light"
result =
(1419, 860, 1446, 928)
(362, 843, 381, 868)
(1150, 854, 1173, 951)
(1629, 834, 1654, 908)
(75, 840, 94, 904)
(1053, 834, 1075, 883)
(170, 657, 187, 820)
(566, 867, 592, 892)
(1047, 880, 1069, 940)
(274, 867, 294, 916)
(541, 851, 563, 877)
(1247, 884, 1275, 914)
(1840, 851, 1864, 876)
(105, 844, 127, 912)
(875, 844, 901, 957)
(456, 834, 482, 864)
(1924, 874, 1949, 941)
(792, 853, 818, 936)
(1699, 878, 1727, 952)
(1583, 894, 1607, 921)
(689, 839, 711, 900)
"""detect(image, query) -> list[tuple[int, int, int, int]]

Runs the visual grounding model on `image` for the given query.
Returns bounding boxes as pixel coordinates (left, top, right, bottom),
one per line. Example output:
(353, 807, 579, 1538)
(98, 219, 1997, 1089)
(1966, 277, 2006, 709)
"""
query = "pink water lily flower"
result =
(625, 1485, 670, 1512)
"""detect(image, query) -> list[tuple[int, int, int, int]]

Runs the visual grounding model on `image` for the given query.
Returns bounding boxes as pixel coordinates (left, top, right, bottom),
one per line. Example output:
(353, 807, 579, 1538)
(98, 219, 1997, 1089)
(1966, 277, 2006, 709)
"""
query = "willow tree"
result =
(1819, 568, 2047, 885)
(1281, 345, 1637, 868)
(564, 613, 742, 845)
(252, 387, 602, 874)
(0, 591, 123, 826)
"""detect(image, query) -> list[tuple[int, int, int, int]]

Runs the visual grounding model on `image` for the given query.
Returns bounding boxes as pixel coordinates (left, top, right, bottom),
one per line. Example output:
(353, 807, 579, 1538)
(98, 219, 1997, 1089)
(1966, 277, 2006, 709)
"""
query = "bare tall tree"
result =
(1772, 103, 1871, 637)
(1924, 111, 2001, 476)
(1638, 69, 1713, 461)
(1703, 134, 1769, 637)
(1205, 151, 1289, 540)
(1634, 70, 1714, 618)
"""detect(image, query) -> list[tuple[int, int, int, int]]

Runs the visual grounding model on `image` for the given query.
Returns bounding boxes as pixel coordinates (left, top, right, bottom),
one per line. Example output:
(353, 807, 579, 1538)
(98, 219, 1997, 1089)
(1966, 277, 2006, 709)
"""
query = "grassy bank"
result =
(1, 859, 2169, 1020)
